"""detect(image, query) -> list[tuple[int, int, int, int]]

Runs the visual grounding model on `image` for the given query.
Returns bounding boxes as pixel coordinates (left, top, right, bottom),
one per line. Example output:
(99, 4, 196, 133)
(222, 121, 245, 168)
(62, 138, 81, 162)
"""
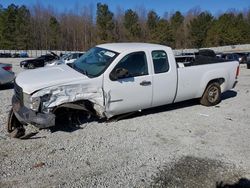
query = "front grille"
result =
(14, 81, 23, 104)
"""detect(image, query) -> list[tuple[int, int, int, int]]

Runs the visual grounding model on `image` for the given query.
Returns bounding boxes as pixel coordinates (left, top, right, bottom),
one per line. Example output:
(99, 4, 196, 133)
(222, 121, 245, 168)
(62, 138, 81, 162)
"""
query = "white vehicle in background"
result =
(0, 63, 15, 85)
(46, 52, 84, 67)
(64, 52, 85, 64)
(8, 43, 239, 137)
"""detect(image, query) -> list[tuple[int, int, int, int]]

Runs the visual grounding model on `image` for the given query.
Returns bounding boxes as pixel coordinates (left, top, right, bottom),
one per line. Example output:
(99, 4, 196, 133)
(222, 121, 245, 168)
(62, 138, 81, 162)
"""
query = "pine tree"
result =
(49, 16, 60, 50)
(188, 12, 213, 48)
(170, 11, 184, 48)
(123, 9, 141, 41)
(15, 5, 31, 50)
(1, 4, 18, 49)
(0, 5, 4, 48)
(206, 13, 249, 46)
(146, 10, 160, 42)
(154, 19, 173, 45)
(96, 3, 115, 43)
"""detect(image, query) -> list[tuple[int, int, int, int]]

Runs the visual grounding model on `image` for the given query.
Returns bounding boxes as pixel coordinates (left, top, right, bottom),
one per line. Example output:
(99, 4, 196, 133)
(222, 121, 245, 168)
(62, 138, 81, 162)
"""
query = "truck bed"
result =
(174, 59, 239, 103)
(176, 54, 230, 67)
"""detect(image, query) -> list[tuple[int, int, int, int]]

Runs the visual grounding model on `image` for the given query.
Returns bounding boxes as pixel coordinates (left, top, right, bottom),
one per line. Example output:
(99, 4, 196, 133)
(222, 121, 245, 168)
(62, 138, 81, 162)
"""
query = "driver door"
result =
(103, 51, 153, 117)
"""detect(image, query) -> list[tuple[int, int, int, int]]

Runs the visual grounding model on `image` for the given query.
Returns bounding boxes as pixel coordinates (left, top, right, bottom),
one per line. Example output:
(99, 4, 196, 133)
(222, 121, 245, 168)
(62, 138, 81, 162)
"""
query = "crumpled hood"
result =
(16, 65, 87, 94)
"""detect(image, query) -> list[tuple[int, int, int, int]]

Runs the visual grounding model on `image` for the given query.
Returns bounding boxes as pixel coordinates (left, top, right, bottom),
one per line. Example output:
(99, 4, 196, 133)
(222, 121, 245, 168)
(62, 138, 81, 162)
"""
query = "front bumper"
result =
(12, 95, 55, 128)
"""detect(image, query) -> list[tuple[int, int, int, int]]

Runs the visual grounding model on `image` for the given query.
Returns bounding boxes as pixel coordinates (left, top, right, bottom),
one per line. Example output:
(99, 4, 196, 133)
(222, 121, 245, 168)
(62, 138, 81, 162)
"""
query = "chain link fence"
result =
(174, 44, 250, 55)
(1, 44, 250, 57)
(0, 50, 84, 58)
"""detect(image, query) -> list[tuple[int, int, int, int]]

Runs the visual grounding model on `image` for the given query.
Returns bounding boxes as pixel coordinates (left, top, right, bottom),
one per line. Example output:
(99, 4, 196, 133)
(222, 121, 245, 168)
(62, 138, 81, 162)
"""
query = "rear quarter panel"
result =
(174, 61, 239, 103)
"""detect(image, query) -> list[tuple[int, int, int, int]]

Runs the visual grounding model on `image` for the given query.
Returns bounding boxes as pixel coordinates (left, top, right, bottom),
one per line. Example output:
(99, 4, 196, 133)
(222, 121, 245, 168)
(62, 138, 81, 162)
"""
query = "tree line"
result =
(0, 3, 250, 51)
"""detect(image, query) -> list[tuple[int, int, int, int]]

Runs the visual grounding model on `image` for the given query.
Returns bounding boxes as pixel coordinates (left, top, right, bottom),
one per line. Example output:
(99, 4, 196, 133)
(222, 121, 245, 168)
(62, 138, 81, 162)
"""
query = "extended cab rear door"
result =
(150, 49, 178, 107)
(103, 51, 153, 117)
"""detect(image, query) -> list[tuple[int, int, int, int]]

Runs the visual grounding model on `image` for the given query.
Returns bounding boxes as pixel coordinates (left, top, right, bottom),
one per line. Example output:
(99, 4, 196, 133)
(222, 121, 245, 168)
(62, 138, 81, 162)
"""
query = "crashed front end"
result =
(11, 81, 105, 129)
(12, 81, 55, 128)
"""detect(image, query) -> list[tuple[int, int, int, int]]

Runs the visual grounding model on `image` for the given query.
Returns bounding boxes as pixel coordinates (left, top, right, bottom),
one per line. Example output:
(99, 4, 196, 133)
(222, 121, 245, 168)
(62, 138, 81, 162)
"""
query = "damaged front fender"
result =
(32, 83, 106, 118)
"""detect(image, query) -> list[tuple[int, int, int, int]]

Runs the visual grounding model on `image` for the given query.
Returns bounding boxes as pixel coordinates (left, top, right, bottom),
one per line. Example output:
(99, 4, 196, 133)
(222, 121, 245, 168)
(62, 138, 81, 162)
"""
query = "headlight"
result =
(23, 93, 41, 111)
(41, 94, 52, 102)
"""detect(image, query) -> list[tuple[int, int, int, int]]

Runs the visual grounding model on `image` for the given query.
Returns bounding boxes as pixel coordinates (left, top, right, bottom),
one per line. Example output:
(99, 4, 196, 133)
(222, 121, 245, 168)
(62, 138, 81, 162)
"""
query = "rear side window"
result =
(152, 51, 169, 74)
(113, 51, 148, 78)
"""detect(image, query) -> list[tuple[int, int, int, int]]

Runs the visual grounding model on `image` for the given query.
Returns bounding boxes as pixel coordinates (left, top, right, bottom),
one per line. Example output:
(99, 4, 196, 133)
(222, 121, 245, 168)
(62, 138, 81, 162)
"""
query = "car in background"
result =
(236, 53, 247, 64)
(221, 53, 240, 62)
(64, 52, 84, 64)
(221, 53, 248, 64)
(0, 63, 15, 85)
(20, 52, 59, 69)
(0, 52, 29, 58)
(12, 52, 29, 58)
(0, 53, 12, 58)
(20, 52, 29, 58)
(246, 53, 250, 69)
(46, 52, 84, 67)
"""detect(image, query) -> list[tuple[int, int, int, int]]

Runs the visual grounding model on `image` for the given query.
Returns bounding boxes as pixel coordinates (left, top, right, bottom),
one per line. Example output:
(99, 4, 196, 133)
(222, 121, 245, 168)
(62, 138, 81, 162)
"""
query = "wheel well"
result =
(207, 78, 225, 87)
(202, 78, 224, 97)
(53, 100, 97, 116)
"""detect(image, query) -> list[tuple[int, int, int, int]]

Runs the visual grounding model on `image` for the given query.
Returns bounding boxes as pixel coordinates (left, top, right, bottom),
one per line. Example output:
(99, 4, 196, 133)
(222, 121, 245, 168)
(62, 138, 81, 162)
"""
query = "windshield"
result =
(73, 47, 119, 77)
(61, 53, 71, 60)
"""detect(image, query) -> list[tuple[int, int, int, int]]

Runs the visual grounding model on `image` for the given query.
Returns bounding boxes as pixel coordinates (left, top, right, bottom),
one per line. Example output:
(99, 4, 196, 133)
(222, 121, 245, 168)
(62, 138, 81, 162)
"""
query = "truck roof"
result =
(97, 43, 170, 53)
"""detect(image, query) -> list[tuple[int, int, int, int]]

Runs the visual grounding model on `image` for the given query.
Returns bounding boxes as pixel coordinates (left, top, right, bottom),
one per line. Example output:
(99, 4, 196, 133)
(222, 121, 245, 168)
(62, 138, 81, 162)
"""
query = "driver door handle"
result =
(140, 81, 151, 86)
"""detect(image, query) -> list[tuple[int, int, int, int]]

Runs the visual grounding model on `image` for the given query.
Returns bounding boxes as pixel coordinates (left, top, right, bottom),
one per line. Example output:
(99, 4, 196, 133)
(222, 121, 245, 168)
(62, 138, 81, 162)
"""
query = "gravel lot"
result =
(0, 58, 250, 188)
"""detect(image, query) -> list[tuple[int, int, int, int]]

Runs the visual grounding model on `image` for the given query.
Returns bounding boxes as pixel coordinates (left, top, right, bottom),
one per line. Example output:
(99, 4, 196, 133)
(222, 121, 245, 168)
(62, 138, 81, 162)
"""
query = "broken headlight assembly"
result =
(23, 93, 41, 111)
(40, 94, 52, 102)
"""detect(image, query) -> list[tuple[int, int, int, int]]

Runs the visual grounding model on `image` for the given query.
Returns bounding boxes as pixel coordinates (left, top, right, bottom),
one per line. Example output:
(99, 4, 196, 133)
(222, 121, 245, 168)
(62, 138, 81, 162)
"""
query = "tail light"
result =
(3, 66, 12, 72)
(236, 66, 240, 78)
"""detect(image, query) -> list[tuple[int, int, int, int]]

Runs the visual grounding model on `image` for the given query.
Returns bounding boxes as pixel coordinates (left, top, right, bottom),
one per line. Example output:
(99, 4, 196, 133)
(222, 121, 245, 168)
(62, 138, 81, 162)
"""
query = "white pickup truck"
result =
(8, 43, 239, 137)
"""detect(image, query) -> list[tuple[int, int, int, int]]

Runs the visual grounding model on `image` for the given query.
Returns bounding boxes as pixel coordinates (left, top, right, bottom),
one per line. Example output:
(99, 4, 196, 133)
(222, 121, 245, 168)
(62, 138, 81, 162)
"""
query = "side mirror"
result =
(110, 68, 129, 81)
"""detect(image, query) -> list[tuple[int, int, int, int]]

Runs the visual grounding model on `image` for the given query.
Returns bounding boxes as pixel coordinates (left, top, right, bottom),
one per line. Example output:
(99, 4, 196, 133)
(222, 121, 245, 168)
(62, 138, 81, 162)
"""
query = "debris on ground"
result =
(32, 162, 45, 169)
(198, 113, 209, 117)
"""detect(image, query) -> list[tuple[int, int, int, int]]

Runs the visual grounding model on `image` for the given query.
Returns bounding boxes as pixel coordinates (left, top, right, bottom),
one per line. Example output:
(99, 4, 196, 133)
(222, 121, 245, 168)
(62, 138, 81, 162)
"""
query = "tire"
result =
(247, 64, 250, 69)
(27, 63, 35, 69)
(7, 108, 25, 138)
(200, 82, 221, 106)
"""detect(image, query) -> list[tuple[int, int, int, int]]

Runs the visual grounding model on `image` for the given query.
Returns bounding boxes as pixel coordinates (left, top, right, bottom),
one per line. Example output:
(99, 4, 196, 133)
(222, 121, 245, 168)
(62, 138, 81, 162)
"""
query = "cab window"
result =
(112, 51, 148, 79)
(152, 51, 169, 74)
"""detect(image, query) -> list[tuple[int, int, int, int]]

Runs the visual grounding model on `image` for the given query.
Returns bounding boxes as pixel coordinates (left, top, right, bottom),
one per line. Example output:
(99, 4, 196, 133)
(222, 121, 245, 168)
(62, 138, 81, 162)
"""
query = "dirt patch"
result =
(150, 156, 245, 188)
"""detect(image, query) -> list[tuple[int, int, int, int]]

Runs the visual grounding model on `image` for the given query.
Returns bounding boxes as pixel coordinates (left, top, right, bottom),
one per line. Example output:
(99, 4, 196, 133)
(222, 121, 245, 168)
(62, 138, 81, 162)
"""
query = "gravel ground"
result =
(0, 58, 250, 188)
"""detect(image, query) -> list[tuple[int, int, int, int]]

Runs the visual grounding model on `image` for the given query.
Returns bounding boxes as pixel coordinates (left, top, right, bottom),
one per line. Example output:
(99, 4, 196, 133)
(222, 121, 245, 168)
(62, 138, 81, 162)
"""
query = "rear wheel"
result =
(27, 63, 35, 69)
(247, 64, 250, 69)
(200, 82, 221, 106)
